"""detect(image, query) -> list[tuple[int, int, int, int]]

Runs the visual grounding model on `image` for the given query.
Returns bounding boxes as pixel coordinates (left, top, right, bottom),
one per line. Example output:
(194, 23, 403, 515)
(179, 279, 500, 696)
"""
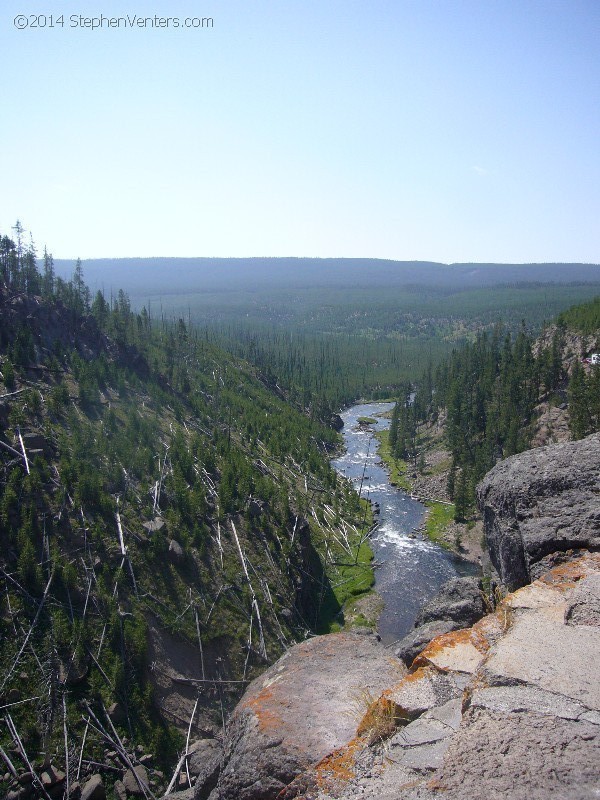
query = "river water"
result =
(332, 402, 477, 644)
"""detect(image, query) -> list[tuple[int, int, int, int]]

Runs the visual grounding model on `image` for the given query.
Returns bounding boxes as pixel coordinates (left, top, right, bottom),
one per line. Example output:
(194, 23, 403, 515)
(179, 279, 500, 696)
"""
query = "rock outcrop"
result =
(394, 620, 456, 668)
(196, 632, 404, 800)
(477, 432, 600, 590)
(395, 577, 486, 666)
(414, 577, 485, 628)
(180, 553, 600, 799)
(289, 553, 600, 800)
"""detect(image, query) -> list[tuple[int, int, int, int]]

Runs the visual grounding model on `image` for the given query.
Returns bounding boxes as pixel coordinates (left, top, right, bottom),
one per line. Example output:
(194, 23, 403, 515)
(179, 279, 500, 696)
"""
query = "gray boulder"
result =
(189, 739, 222, 799)
(433, 707, 600, 800)
(565, 573, 600, 627)
(395, 576, 486, 667)
(80, 775, 105, 800)
(477, 432, 600, 590)
(122, 765, 149, 797)
(207, 632, 404, 800)
(394, 620, 456, 667)
(414, 577, 485, 628)
(168, 539, 184, 564)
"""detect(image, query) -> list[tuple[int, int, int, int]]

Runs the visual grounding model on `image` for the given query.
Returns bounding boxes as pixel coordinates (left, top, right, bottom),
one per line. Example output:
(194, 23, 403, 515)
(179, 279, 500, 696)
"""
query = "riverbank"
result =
(316, 492, 380, 634)
(373, 422, 484, 565)
(332, 403, 477, 642)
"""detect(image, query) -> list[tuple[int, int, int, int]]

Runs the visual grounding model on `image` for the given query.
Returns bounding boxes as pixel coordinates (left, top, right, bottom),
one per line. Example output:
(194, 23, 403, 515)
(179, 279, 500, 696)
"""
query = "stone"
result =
(565, 573, 600, 626)
(167, 789, 195, 800)
(41, 767, 65, 788)
(413, 627, 489, 675)
(468, 685, 600, 725)
(383, 667, 463, 719)
(113, 780, 127, 800)
(209, 632, 404, 800)
(168, 539, 184, 563)
(432, 707, 600, 800)
(178, 772, 190, 790)
(391, 699, 462, 749)
(69, 782, 82, 800)
(80, 774, 105, 800)
(107, 702, 125, 724)
(7, 790, 28, 800)
(414, 577, 486, 629)
(477, 432, 600, 590)
(122, 765, 149, 797)
(481, 604, 600, 711)
(394, 620, 457, 667)
(187, 739, 221, 799)
(142, 517, 165, 533)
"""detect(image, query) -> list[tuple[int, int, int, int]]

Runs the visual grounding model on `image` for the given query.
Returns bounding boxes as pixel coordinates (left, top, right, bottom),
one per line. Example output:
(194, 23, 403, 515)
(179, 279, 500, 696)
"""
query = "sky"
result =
(1, 0, 599, 263)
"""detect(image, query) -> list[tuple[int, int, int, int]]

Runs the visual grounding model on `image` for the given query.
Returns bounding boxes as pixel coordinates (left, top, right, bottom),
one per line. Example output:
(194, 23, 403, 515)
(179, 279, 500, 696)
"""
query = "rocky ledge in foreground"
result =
(180, 553, 600, 800)
(193, 632, 404, 800)
(477, 431, 600, 590)
(284, 552, 600, 800)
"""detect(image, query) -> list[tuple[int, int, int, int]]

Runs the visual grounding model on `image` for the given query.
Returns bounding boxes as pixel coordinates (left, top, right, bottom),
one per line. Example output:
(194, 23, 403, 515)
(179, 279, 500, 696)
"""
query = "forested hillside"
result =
(385, 298, 600, 525)
(0, 228, 374, 798)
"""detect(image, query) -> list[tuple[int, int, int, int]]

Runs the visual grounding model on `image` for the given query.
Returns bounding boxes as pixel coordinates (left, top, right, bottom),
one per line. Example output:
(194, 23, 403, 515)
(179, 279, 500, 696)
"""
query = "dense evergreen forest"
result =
(0, 225, 375, 797)
(55, 255, 600, 412)
(387, 306, 600, 521)
(557, 295, 600, 334)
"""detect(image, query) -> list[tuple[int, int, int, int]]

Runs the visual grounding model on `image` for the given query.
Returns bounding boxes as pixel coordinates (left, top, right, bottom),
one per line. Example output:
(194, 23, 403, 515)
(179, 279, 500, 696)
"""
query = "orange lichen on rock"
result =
(411, 627, 481, 672)
(244, 687, 284, 733)
(397, 664, 435, 684)
(539, 552, 600, 591)
(313, 735, 364, 791)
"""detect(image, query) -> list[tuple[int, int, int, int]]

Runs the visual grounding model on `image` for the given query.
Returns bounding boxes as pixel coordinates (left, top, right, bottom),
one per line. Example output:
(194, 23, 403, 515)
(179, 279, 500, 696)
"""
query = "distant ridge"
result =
(51, 257, 600, 296)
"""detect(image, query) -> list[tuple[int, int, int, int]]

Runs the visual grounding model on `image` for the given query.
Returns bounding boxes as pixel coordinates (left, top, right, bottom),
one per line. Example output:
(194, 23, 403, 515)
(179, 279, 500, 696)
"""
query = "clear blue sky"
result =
(1, 0, 599, 262)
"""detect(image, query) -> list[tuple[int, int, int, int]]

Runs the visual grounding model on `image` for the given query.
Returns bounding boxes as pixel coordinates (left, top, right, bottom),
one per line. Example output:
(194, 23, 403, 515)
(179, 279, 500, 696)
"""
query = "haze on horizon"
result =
(1, 0, 599, 265)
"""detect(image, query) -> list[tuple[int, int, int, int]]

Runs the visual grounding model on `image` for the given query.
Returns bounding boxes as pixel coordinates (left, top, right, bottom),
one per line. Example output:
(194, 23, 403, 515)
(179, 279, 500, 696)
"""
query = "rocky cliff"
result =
(175, 435, 600, 800)
(477, 432, 600, 590)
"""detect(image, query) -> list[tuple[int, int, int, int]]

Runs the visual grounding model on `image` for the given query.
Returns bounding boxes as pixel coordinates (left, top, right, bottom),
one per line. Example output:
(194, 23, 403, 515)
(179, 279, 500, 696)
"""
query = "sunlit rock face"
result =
(477, 432, 600, 590)
(200, 632, 404, 800)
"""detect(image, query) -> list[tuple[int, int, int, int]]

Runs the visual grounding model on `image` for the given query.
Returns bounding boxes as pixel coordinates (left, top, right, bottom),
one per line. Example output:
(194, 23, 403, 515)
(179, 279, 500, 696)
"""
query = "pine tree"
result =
(42, 247, 55, 297)
(453, 468, 469, 522)
(568, 361, 591, 439)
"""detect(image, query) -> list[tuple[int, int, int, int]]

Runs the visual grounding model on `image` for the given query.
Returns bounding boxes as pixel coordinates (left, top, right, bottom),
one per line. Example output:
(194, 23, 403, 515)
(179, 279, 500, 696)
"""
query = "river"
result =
(332, 402, 478, 644)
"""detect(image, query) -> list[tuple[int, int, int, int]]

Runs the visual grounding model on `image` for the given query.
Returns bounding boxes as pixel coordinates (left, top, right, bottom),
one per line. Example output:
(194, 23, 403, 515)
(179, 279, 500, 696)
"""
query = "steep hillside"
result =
(0, 237, 374, 798)
(376, 296, 600, 558)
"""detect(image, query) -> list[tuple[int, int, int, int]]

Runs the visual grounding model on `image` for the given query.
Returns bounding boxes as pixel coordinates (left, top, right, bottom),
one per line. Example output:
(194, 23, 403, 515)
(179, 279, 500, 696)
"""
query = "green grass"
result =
(375, 429, 411, 491)
(357, 416, 377, 425)
(423, 501, 455, 547)
(316, 498, 376, 632)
